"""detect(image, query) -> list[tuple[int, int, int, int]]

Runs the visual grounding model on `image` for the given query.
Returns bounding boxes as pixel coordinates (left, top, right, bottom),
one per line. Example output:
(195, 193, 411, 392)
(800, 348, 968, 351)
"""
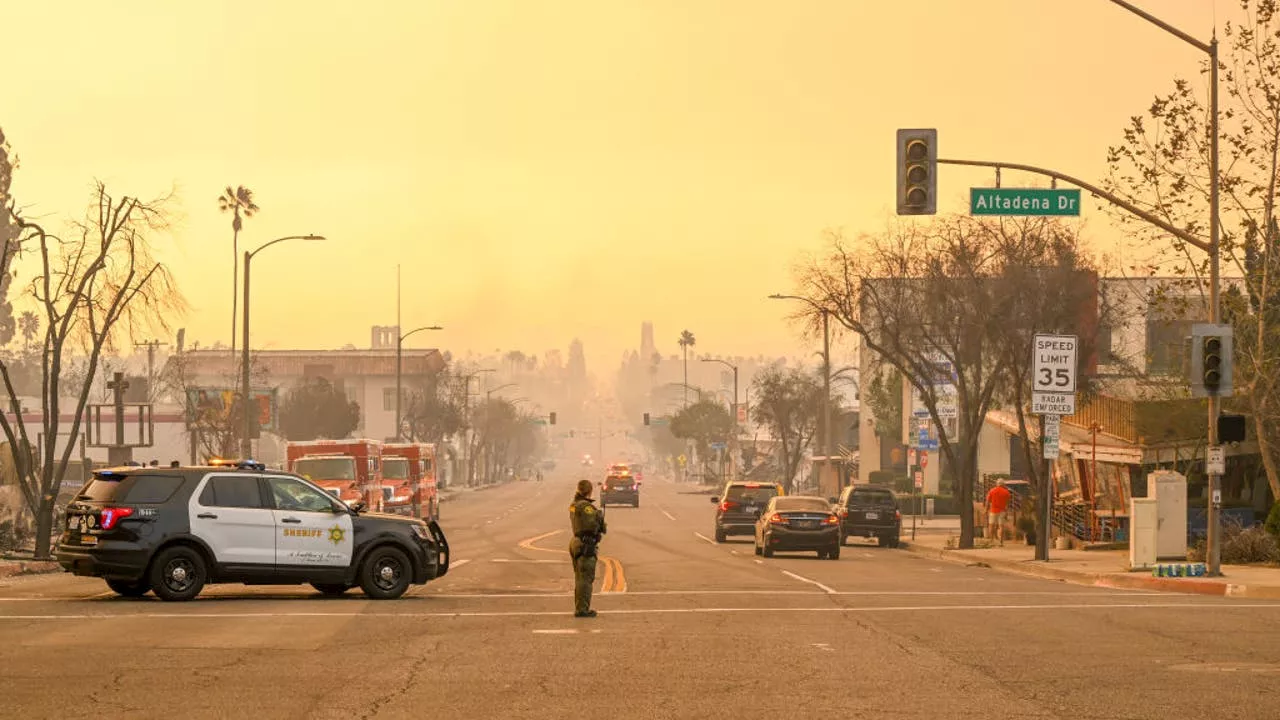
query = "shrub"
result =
(1189, 520, 1280, 565)
(1265, 502, 1280, 542)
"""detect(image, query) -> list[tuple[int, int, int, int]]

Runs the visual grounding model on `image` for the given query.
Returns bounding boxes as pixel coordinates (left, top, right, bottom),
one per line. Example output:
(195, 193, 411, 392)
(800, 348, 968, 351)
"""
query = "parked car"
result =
(711, 482, 782, 542)
(833, 484, 901, 547)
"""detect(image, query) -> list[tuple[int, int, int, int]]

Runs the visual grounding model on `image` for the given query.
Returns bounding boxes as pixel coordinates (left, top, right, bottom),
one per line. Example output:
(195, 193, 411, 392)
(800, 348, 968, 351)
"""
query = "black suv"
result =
(833, 485, 901, 547)
(712, 482, 782, 542)
(56, 462, 450, 601)
(600, 473, 639, 507)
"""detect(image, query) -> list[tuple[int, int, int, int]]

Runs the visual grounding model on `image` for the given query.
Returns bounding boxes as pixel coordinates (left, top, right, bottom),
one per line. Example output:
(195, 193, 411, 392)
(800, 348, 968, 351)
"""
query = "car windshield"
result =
(775, 497, 831, 513)
(726, 485, 778, 505)
(850, 490, 897, 508)
(382, 457, 409, 480)
(293, 457, 356, 481)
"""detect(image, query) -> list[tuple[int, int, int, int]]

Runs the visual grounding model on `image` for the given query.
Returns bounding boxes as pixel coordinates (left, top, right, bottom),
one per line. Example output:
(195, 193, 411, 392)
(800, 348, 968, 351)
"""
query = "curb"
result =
(0, 561, 61, 580)
(898, 541, 1280, 598)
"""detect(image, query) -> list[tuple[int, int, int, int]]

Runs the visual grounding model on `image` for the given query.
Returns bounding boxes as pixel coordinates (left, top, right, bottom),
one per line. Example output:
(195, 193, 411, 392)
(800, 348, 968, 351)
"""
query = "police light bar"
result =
(208, 458, 266, 471)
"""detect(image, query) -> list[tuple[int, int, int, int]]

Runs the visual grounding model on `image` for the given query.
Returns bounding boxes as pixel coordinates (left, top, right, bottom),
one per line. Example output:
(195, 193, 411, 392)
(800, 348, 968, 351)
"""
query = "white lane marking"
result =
(0, 589, 1163, 603)
(730, 550, 740, 556)
(693, 532, 717, 545)
(4, 603, 1276, 620)
(754, 560, 763, 565)
(450, 559, 472, 570)
(782, 570, 837, 595)
(490, 559, 562, 564)
(812, 643, 835, 652)
(661, 510, 676, 521)
(861, 553, 875, 559)
(533, 629, 578, 634)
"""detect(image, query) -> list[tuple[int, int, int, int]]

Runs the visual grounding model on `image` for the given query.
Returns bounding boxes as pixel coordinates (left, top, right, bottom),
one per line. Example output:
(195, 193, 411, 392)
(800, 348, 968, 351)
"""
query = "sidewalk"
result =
(901, 519, 1280, 599)
(0, 554, 60, 580)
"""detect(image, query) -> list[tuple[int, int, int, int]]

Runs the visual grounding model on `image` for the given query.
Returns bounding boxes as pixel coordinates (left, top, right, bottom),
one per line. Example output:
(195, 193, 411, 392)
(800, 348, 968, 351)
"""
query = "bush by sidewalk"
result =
(1189, 519, 1280, 565)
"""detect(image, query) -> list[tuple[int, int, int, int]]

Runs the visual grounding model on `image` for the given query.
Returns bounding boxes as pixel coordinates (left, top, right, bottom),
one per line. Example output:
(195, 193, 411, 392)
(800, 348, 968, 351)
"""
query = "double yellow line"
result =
(517, 529, 627, 593)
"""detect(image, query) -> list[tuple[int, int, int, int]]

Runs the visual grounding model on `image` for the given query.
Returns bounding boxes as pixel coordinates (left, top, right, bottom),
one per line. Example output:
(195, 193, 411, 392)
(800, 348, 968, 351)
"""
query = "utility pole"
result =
(134, 339, 168, 401)
(821, 309, 833, 488)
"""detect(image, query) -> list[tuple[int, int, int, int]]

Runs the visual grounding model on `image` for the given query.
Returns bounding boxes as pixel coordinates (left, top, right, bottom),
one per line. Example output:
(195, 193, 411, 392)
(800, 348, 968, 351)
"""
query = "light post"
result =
(770, 294, 834, 491)
(395, 325, 443, 442)
(241, 234, 325, 458)
(1108, 0, 1225, 578)
(701, 357, 739, 481)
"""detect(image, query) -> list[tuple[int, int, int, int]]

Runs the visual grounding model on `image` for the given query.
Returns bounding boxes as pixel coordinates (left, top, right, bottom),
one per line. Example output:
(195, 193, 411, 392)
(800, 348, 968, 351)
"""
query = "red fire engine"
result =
(381, 442, 439, 521)
(285, 439, 385, 512)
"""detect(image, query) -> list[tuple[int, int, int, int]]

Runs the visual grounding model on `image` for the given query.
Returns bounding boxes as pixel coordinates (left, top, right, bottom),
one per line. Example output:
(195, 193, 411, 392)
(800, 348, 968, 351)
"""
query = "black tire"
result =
(829, 545, 841, 560)
(714, 529, 726, 543)
(817, 549, 828, 559)
(359, 546, 413, 600)
(754, 542, 763, 556)
(762, 540, 774, 558)
(886, 535, 901, 549)
(311, 583, 352, 596)
(149, 545, 207, 602)
(105, 579, 150, 598)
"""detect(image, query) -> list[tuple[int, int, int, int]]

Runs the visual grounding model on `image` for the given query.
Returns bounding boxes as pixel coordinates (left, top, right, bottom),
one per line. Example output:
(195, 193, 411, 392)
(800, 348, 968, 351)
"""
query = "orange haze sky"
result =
(2, 1, 1225, 373)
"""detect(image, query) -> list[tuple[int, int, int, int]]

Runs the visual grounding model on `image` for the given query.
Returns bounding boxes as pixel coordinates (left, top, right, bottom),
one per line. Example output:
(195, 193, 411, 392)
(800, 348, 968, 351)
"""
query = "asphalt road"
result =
(2, 473, 1279, 719)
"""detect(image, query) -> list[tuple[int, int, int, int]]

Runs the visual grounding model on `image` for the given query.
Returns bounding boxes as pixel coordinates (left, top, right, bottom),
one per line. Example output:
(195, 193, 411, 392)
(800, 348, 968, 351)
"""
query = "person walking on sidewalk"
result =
(985, 479, 1012, 546)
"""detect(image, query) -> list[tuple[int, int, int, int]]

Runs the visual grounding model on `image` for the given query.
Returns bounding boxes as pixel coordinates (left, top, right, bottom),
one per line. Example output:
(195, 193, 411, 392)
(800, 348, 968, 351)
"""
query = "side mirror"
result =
(349, 501, 367, 514)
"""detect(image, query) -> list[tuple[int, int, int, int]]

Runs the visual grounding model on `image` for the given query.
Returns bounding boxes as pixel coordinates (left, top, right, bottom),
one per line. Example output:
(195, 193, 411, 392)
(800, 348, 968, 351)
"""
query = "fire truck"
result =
(285, 439, 385, 512)
(381, 442, 439, 521)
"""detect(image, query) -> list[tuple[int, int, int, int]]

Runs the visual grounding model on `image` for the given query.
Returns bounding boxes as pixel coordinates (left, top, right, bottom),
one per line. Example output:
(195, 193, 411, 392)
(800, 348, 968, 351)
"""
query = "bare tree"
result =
(1104, 1, 1280, 500)
(750, 365, 822, 494)
(799, 217, 1016, 548)
(1, 183, 184, 557)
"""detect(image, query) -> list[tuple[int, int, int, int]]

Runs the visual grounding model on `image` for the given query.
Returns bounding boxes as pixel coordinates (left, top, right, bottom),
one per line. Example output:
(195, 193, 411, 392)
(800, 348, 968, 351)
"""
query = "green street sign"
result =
(970, 188, 1081, 216)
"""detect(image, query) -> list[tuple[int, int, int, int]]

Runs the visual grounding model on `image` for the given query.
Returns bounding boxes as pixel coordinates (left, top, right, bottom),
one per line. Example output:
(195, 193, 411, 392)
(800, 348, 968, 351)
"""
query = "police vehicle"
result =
(55, 460, 450, 602)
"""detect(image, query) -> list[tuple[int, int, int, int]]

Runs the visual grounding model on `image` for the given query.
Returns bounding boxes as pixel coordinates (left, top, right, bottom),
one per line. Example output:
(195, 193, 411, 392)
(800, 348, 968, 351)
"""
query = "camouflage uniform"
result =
(568, 489, 606, 616)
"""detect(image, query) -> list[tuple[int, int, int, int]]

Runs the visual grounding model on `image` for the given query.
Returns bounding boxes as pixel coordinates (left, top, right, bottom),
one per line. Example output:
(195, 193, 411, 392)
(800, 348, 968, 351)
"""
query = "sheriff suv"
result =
(55, 461, 450, 601)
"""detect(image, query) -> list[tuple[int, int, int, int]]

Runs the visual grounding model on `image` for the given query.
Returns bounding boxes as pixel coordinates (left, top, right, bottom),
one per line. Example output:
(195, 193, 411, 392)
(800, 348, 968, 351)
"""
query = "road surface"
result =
(2, 474, 1278, 719)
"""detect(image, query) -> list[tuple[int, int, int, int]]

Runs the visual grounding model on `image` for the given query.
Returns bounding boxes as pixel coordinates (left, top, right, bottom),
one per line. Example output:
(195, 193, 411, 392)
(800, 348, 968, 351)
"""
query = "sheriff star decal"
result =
(327, 524, 346, 545)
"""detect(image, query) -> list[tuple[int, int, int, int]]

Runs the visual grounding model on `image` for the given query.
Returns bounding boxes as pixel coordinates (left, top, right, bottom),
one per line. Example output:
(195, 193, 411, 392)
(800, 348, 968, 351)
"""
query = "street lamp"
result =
(241, 234, 326, 458)
(395, 325, 443, 442)
(701, 356, 740, 482)
(770, 294, 834, 490)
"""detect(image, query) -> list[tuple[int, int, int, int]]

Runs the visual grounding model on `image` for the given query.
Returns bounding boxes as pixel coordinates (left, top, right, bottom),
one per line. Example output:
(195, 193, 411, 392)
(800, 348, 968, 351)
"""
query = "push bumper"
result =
(56, 541, 150, 582)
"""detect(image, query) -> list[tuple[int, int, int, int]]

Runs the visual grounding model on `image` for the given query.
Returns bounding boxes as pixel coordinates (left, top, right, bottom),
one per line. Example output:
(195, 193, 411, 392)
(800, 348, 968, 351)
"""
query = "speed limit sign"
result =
(1032, 334, 1078, 393)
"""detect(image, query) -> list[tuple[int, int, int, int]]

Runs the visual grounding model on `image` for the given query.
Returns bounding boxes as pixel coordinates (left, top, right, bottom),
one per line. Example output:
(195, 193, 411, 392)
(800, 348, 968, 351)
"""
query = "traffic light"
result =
(1202, 335, 1223, 393)
(549, 412, 557, 426)
(643, 412, 650, 426)
(896, 128, 937, 215)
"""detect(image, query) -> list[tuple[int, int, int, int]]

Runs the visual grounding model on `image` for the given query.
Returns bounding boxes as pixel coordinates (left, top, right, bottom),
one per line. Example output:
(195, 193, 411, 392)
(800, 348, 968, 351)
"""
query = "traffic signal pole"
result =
(922, 2, 1223, 572)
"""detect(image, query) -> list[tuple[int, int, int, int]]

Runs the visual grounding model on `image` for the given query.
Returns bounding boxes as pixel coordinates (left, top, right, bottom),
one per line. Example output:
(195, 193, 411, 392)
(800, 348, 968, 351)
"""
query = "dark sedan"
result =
(833, 484, 902, 547)
(754, 496, 842, 559)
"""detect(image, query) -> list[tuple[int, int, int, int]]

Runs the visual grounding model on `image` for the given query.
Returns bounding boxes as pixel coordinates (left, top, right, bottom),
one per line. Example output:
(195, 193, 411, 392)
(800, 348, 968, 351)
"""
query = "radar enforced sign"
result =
(1031, 334, 1077, 416)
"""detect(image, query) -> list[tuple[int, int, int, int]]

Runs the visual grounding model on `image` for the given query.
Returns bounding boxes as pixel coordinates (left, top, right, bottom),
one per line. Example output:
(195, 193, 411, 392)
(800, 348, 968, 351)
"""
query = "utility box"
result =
(1129, 498, 1158, 570)
(1147, 470, 1188, 560)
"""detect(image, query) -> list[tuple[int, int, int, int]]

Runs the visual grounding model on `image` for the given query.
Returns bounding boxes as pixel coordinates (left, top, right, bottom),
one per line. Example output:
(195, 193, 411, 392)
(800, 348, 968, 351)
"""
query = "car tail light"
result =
(718, 501, 738, 513)
(100, 507, 134, 530)
(837, 508, 848, 518)
(895, 510, 902, 521)
(769, 513, 788, 525)
(823, 514, 839, 525)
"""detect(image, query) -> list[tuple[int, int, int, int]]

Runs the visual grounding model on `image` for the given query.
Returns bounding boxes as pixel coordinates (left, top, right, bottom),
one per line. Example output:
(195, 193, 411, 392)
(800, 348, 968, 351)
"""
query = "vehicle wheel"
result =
(149, 546, 207, 602)
(714, 529, 726, 543)
(829, 545, 841, 560)
(887, 535, 901, 549)
(762, 540, 774, 558)
(359, 546, 413, 600)
(754, 542, 762, 556)
(105, 579, 150, 598)
(817, 549, 828, 559)
(311, 583, 352, 596)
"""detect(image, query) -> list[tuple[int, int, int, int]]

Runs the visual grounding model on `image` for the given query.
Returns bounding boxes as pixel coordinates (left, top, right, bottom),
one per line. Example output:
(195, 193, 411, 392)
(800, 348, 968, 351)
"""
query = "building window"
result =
(383, 387, 395, 411)
(1146, 315, 1195, 376)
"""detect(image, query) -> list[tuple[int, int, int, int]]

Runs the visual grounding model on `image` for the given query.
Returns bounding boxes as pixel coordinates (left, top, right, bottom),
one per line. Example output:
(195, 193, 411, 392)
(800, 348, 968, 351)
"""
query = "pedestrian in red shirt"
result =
(985, 479, 1012, 546)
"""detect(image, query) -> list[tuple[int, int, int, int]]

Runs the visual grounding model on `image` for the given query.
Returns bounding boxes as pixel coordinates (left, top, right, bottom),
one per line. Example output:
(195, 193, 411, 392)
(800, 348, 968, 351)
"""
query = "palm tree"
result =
(677, 330, 695, 408)
(18, 311, 38, 351)
(217, 185, 260, 359)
